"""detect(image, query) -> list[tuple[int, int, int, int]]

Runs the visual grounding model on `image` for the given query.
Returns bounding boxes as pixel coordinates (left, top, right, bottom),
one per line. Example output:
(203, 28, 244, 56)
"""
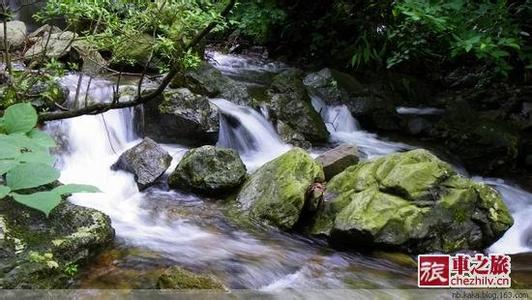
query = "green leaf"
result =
(6, 163, 60, 191)
(2, 134, 49, 153)
(3, 103, 38, 134)
(28, 129, 56, 148)
(52, 184, 101, 195)
(0, 139, 21, 159)
(11, 191, 62, 216)
(0, 186, 10, 199)
(0, 161, 17, 175)
(17, 152, 56, 166)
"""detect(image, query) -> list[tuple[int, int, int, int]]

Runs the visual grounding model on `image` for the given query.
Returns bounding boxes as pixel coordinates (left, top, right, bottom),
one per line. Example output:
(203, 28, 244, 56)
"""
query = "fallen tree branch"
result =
(38, 0, 236, 122)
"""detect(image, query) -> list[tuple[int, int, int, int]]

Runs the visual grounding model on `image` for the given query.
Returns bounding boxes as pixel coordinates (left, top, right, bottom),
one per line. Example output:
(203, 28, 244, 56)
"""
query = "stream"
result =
(47, 52, 532, 289)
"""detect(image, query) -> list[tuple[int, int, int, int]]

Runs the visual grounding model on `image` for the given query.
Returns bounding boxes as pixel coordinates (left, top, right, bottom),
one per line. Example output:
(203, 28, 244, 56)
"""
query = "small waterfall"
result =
(211, 99, 290, 170)
(311, 95, 411, 159)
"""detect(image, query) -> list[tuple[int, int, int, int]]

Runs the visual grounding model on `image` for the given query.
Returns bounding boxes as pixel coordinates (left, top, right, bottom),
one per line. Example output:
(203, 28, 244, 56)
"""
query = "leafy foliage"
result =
(0, 103, 99, 216)
(36, 0, 232, 71)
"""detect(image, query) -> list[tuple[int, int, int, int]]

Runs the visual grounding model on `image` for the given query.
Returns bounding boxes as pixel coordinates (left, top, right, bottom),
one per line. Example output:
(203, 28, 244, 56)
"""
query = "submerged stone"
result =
(236, 148, 325, 230)
(168, 146, 247, 195)
(112, 138, 172, 190)
(156, 266, 226, 290)
(309, 149, 513, 253)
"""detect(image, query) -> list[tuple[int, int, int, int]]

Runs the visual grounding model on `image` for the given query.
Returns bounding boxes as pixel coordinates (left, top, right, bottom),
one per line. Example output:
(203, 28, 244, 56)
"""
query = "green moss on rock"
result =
(235, 148, 325, 230)
(156, 266, 226, 290)
(310, 149, 513, 253)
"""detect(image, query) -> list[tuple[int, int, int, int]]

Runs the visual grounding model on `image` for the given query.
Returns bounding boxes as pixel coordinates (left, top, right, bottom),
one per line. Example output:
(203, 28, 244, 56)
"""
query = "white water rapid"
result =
(46, 52, 532, 289)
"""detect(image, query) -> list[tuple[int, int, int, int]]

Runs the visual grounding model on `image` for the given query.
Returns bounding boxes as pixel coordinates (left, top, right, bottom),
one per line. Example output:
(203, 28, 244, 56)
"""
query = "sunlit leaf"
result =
(6, 163, 60, 191)
(0, 161, 17, 175)
(0, 186, 10, 199)
(28, 129, 57, 148)
(11, 191, 62, 217)
(17, 152, 56, 166)
(53, 184, 101, 195)
(3, 103, 38, 134)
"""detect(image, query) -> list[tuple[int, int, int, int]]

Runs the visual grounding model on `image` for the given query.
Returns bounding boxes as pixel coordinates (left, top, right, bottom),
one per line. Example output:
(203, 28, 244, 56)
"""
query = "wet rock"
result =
(316, 144, 359, 180)
(0, 21, 27, 50)
(143, 88, 219, 145)
(310, 149, 513, 254)
(236, 148, 325, 230)
(156, 266, 226, 290)
(407, 117, 432, 136)
(112, 138, 172, 190)
(303, 68, 399, 130)
(268, 68, 329, 143)
(277, 121, 312, 149)
(0, 199, 114, 288)
(171, 62, 251, 105)
(169, 146, 247, 195)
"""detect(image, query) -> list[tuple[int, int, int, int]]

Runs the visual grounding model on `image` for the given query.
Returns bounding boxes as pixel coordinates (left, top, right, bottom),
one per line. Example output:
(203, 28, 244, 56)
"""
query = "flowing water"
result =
(48, 53, 532, 289)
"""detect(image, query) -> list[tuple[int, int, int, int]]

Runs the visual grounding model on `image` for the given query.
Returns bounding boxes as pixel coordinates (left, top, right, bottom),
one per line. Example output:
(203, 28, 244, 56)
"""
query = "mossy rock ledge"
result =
(309, 149, 513, 253)
(235, 148, 325, 230)
(0, 198, 114, 288)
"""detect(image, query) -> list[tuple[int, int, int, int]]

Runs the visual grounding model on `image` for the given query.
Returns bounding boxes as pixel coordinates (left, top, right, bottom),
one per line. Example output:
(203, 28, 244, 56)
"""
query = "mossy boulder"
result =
(156, 266, 226, 290)
(309, 149, 513, 253)
(143, 88, 219, 145)
(169, 146, 247, 195)
(112, 138, 172, 190)
(0, 199, 114, 288)
(268, 69, 329, 143)
(236, 148, 325, 230)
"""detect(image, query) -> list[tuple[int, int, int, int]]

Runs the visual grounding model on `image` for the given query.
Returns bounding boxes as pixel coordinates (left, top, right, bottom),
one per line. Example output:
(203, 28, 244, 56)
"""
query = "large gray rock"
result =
(316, 144, 359, 180)
(235, 148, 325, 230)
(303, 68, 399, 130)
(143, 88, 219, 145)
(268, 69, 329, 143)
(0, 199, 114, 288)
(0, 21, 26, 50)
(309, 149, 513, 254)
(169, 146, 247, 195)
(112, 138, 172, 190)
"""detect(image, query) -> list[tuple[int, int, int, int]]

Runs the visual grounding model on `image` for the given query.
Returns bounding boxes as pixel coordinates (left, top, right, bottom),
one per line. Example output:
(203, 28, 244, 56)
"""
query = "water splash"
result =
(211, 98, 290, 170)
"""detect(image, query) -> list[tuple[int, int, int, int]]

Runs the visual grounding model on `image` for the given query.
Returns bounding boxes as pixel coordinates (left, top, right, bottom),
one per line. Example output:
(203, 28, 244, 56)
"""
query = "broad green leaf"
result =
(17, 152, 56, 166)
(3, 103, 38, 134)
(0, 186, 10, 199)
(0, 161, 17, 175)
(28, 129, 56, 148)
(6, 163, 60, 191)
(2, 133, 49, 153)
(0, 140, 21, 159)
(53, 184, 101, 195)
(11, 191, 62, 217)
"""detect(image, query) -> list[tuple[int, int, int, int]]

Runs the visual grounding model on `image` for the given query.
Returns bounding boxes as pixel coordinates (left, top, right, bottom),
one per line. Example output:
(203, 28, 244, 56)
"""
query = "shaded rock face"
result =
(0, 21, 26, 50)
(310, 149, 513, 254)
(316, 144, 359, 180)
(156, 266, 226, 290)
(0, 199, 114, 288)
(268, 69, 329, 143)
(236, 148, 325, 230)
(276, 121, 312, 149)
(143, 88, 219, 145)
(168, 146, 247, 195)
(112, 138, 172, 190)
(303, 68, 399, 130)
(171, 62, 251, 105)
